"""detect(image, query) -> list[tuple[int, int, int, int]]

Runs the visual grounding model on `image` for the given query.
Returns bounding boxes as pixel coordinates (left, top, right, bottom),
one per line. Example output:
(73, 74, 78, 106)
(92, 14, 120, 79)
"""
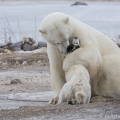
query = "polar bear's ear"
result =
(39, 29, 46, 34)
(63, 17, 69, 24)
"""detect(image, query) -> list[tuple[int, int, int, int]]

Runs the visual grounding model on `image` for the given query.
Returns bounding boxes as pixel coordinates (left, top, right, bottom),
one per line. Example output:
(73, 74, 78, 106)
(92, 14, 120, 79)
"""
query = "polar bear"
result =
(57, 64, 91, 104)
(39, 12, 120, 104)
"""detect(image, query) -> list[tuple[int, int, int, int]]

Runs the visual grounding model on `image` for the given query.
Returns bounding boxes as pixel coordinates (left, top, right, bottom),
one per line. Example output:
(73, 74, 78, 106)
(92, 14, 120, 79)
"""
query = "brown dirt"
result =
(0, 99, 120, 120)
(0, 49, 120, 120)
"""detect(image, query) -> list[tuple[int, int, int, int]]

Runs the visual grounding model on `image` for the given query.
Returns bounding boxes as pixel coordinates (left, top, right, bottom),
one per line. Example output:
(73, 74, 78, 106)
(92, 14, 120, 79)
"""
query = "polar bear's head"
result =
(39, 12, 73, 54)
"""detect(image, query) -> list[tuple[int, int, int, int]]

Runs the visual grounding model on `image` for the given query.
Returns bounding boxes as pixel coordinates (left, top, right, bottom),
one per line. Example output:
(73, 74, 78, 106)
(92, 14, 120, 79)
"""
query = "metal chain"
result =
(0, 97, 49, 102)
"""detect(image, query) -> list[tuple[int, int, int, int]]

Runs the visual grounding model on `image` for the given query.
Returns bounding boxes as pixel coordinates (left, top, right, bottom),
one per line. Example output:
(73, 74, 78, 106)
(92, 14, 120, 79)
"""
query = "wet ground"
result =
(0, 91, 53, 110)
(0, 49, 120, 120)
(0, 98, 120, 120)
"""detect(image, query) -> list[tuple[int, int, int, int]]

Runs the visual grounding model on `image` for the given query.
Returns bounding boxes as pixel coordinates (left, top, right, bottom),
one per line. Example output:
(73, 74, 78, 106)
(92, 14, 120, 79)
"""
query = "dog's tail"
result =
(75, 90, 86, 104)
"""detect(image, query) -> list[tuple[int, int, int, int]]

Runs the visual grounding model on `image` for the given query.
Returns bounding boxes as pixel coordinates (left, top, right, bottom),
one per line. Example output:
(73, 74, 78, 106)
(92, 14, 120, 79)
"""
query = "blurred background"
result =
(0, 0, 120, 44)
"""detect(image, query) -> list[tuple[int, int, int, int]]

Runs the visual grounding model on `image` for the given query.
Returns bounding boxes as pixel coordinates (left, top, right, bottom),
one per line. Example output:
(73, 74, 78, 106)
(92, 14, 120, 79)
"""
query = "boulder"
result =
(38, 41, 47, 48)
(28, 37, 36, 45)
(3, 45, 14, 51)
(21, 36, 36, 45)
(10, 79, 21, 84)
(71, 2, 87, 6)
(22, 43, 34, 51)
(0, 42, 12, 48)
(32, 42, 38, 49)
(3, 42, 23, 51)
(0, 48, 4, 53)
(12, 41, 23, 51)
(4, 49, 11, 53)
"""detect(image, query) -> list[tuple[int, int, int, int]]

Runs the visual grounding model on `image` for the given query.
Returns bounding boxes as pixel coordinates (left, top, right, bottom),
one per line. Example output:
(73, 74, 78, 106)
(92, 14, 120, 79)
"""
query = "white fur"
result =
(39, 12, 120, 104)
(72, 37, 80, 46)
(58, 64, 91, 104)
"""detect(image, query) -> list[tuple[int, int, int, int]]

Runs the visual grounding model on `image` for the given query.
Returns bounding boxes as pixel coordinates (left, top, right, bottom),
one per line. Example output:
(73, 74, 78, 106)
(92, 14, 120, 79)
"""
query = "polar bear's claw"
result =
(49, 96, 59, 104)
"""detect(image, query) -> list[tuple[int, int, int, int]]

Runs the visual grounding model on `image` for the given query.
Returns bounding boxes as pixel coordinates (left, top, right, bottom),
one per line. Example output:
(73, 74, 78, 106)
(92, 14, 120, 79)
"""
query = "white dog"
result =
(57, 64, 91, 105)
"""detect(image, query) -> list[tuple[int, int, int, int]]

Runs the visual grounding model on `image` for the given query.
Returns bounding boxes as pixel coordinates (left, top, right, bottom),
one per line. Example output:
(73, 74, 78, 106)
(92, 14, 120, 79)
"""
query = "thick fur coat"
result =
(39, 12, 120, 104)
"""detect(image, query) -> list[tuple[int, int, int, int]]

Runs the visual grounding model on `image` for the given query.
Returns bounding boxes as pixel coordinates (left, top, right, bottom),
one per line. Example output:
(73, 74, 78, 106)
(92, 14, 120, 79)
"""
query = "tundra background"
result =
(0, 0, 120, 120)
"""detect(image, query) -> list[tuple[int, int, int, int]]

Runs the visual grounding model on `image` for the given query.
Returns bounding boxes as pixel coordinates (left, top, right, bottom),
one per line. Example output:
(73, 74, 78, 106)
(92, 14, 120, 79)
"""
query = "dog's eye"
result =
(56, 43, 60, 45)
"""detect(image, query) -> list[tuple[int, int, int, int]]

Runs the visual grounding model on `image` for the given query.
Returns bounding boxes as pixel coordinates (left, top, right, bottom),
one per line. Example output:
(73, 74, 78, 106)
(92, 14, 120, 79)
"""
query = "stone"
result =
(28, 37, 36, 45)
(22, 43, 34, 51)
(4, 42, 23, 51)
(10, 79, 21, 84)
(12, 41, 23, 51)
(21, 36, 36, 45)
(32, 43, 38, 49)
(4, 49, 11, 53)
(71, 2, 87, 6)
(22, 61, 27, 65)
(38, 41, 47, 48)
(0, 48, 4, 53)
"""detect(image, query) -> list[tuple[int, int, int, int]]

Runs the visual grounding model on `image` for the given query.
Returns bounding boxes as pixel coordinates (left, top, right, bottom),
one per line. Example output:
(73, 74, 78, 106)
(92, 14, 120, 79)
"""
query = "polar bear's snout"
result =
(56, 40, 70, 54)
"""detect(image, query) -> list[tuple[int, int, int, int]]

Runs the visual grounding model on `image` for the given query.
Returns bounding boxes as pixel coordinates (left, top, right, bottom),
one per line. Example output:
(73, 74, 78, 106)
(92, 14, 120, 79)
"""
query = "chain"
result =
(0, 97, 49, 102)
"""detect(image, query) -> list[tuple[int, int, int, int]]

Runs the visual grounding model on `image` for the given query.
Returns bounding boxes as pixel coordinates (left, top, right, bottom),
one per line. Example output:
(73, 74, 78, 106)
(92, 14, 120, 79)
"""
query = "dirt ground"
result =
(0, 48, 120, 120)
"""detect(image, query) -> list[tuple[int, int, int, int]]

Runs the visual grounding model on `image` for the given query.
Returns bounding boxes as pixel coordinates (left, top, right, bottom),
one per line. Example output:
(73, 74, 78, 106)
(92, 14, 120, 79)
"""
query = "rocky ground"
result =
(0, 48, 120, 120)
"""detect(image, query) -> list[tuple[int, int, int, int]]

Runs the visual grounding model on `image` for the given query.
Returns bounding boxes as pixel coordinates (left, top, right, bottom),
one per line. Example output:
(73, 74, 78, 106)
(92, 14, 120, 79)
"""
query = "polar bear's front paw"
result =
(49, 96, 59, 105)
(90, 96, 108, 103)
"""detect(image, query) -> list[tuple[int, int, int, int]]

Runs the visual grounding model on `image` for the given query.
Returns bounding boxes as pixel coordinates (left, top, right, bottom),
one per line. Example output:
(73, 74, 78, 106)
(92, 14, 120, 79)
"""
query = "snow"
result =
(16, 47, 47, 54)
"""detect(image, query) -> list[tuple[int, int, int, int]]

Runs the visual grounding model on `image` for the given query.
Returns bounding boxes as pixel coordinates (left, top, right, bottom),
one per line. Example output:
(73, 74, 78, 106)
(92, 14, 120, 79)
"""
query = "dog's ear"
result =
(67, 44, 74, 53)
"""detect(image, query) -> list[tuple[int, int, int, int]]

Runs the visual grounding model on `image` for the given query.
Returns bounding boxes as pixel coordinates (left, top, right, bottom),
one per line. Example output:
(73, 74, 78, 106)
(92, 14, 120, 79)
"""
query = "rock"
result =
(0, 42, 11, 49)
(38, 41, 47, 48)
(21, 36, 29, 43)
(28, 37, 36, 45)
(22, 43, 34, 51)
(32, 42, 38, 49)
(3, 42, 23, 51)
(10, 79, 21, 84)
(4, 49, 11, 53)
(12, 41, 23, 51)
(3, 45, 15, 51)
(0, 48, 4, 53)
(22, 61, 27, 65)
(9, 89, 14, 91)
(21, 36, 36, 45)
(71, 2, 87, 6)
